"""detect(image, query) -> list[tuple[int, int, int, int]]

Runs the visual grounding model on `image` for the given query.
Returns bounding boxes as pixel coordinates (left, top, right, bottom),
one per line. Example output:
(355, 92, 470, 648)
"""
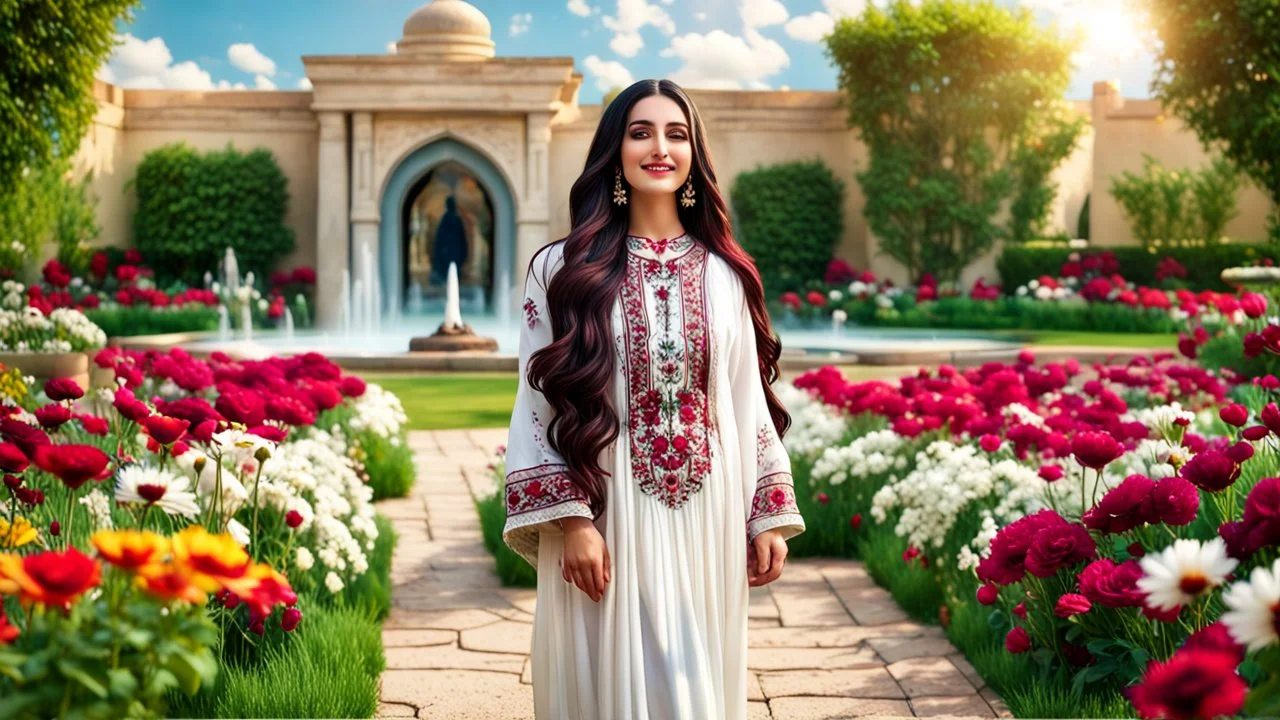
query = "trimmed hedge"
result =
(130, 143, 295, 286)
(868, 296, 1181, 334)
(85, 305, 220, 338)
(730, 159, 845, 295)
(996, 243, 1273, 292)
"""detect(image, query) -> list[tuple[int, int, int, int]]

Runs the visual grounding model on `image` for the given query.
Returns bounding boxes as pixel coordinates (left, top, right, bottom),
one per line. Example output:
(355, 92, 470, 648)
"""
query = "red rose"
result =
(1219, 404, 1249, 427)
(43, 377, 84, 402)
(979, 434, 1001, 453)
(1054, 593, 1092, 618)
(1083, 474, 1155, 534)
(1, 418, 51, 458)
(267, 394, 316, 427)
(1038, 465, 1064, 482)
(1182, 622, 1245, 663)
(281, 606, 303, 632)
(1264, 403, 1280, 436)
(850, 514, 862, 530)
(113, 388, 152, 424)
(115, 264, 139, 283)
(1176, 334, 1197, 360)
(1180, 450, 1240, 492)
(124, 249, 142, 264)
(1129, 649, 1245, 720)
(215, 389, 266, 427)
(1004, 627, 1031, 654)
(307, 382, 343, 411)
(32, 444, 111, 489)
(291, 266, 317, 285)
(1244, 425, 1271, 441)
(1012, 602, 1027, 619)
(77, 414, 110, 436)
(90, 251, 109, 278)
(1025, 523, 1096, 577)
(143, 415, 190, 446)
(285, 510, 304, 528)
(1071, 431, 1124, 470)
(1227, 441, 1255, 465)
(248, 425, 289, 443)
(1241, 292, 1268, 319)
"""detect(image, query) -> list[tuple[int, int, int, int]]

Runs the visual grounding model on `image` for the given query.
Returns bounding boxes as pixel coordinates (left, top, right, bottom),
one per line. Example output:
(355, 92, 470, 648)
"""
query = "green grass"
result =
(358, 372, 517, 430)
(1003, 329, 1178, 348)
(476, 486, 537, 587)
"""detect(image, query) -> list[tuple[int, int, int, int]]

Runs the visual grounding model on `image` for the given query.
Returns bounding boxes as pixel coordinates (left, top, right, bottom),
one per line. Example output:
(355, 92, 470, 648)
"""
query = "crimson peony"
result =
(43, 377, 84, 402)
(1055, 593, 1092, 618)
(1084, 474, 1155, 534)
(143, 415, 189, 446)
(1180, 450, 1240, 492)
(976, 583, 999, 605)
(1219, 403, 1249, 427)
(977, 510, 1068, 586)
(0, 443, 29, 473)
(1182, 622, 1245, 663)
(1078, 558, 1144, 608)
(1128, 649, 1245, 720)
(35, 404, 72, 430)
(1071, 431, 1124, 470)
(1143, 476, 1200, 526)
(1004, 627, 1031, 654)
(1025, 523, 1096, 577)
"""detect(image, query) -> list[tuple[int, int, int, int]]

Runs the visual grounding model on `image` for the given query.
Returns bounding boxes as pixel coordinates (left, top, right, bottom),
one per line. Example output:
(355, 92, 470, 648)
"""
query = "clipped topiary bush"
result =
(997, 243, 1272, 293)
(130, 143, 295, 286)
(730, 159, 845, 295)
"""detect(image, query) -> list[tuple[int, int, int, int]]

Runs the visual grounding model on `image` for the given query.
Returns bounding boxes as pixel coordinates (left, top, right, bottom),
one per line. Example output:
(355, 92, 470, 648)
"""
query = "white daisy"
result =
(1137, 538, 1238, 611)
(227, 518, 251, 546)
(1221, 558, 1280, 651)
(114, 466, 202, 517)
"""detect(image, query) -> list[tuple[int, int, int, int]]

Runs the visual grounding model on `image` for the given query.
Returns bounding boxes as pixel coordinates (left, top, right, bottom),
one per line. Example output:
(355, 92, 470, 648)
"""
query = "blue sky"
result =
(100, 0, 1157, 103)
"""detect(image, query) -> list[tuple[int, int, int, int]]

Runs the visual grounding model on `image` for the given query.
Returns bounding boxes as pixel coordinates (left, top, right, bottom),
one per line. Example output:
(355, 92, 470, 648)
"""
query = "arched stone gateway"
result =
(378, 137, 516, 317)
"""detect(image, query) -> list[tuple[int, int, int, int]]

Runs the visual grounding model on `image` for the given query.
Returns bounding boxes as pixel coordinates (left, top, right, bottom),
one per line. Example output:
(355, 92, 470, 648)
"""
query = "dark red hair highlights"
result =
(526, 78, 790, 517)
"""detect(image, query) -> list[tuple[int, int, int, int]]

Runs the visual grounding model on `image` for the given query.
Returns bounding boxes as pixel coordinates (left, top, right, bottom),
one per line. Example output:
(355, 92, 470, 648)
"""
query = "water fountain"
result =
(283, 307, 294, 340)
(408, 261, 498, 352)
(339, 269, 351, 337)
(239, 302, 253, 341)
(217, 305, 230, 341)
(223, 248, 240, 298)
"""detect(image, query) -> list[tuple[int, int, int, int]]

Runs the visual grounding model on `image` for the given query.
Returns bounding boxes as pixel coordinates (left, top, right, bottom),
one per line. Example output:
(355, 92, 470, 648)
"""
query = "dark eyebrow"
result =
(628, 119, 690, 130)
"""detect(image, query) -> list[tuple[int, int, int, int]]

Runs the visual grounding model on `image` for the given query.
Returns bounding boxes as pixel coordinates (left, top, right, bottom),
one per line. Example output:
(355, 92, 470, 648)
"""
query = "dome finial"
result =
(396, 0, 495, 61)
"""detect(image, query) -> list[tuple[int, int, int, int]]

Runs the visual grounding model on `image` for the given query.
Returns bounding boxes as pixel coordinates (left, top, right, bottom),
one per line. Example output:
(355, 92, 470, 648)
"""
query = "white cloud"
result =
(785, 11, 835, 42)
(227, 42, 276, 76)
(103, 34, 217, 89)
(660, 28, 789, 90)
(387, 41, 398, 54)
(584, 54, 634, 93)
(603, 0, 676, 58)
(216, 79, 249, 90)
(297, 77, 313, 90)
(741, 0, 788, 29)
(96, 64, 117, 84)
(254, 74, 276, 90)
(509, 12, 533, 36)
(823, 0, 868, 18)
(695, 11, 707, 21)
(567, 0, 595, 17)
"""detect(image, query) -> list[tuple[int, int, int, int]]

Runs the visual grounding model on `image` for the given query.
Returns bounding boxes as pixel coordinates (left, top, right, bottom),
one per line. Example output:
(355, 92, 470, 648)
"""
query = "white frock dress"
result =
(502, 234, 805, 720)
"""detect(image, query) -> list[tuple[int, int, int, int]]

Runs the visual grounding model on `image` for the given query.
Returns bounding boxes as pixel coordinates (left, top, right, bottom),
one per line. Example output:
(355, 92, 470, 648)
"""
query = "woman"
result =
(502, 78, 804, 719)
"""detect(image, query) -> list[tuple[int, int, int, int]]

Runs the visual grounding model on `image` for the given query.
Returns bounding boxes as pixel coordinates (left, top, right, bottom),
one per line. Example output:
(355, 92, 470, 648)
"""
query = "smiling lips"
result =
(642, 163, 675, 176)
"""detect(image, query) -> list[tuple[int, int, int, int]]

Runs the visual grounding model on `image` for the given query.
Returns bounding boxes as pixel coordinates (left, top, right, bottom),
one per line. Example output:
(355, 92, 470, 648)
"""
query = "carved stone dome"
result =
(396, 0, 495, 61)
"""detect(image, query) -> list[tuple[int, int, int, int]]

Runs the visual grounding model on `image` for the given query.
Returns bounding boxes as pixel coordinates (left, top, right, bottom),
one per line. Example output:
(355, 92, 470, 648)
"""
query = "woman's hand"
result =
(560, 517, 611, 602)
(748, 529, 788, 587)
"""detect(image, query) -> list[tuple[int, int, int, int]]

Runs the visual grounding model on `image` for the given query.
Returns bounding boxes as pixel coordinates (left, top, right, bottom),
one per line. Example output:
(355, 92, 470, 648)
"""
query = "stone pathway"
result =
(374, 429, 1011, 720)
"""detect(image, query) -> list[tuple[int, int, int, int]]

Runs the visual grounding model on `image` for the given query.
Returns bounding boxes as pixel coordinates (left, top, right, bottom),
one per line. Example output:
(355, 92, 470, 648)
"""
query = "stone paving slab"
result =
(376, 429, 1006, 719)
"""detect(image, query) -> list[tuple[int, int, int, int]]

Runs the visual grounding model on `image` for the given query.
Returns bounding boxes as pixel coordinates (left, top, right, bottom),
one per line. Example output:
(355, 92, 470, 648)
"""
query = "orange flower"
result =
(169, 525, 250, 591)
(0, 548, 101, 609)
(135, 565, 206, 605)
(92, 530, 169, 571)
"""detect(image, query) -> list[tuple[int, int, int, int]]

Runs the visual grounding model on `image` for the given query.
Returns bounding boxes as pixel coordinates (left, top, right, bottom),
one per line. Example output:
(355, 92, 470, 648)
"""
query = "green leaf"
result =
(107, 668, 138, 698)
(57, 659, 109, 698)
(166, 648, 218, 696)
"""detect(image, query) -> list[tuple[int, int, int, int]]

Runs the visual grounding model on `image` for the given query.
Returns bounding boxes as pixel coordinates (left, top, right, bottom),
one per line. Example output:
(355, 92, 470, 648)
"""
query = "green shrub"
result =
(84, 305, 220, 338)
(1109, 154, 1242, 248)
(996, 243, 1271, 292)
(731, 159, 845, 295)
(130, 143, 295, 286)
(362, 430, 416, 501)
(1077, 193, 1091, 240)
(477, 488, 537, 587)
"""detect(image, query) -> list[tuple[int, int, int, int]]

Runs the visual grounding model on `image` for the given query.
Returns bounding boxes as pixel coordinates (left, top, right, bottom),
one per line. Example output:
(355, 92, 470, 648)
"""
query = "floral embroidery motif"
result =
(505, 463, 587, 517)
(626, 234, 694, 258)
(749, 472, 798, 523)
(621, 242, 712, 509)
(523, 297, 539, 328)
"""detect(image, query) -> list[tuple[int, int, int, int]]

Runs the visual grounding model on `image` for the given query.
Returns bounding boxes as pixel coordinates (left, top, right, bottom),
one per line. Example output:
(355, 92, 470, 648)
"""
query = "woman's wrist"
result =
(560, 516, 593, 533)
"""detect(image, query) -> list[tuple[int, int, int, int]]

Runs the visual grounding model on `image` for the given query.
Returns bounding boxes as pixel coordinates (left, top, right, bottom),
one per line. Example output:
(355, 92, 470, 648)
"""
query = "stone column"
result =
(349, 112, 383, 323)
(513, 112, 553, 315)
(315, 112, 349, 330)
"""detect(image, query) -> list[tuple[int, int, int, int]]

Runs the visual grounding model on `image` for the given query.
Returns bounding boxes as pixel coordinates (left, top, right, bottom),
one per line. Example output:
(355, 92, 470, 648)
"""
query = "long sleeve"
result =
(501, 244, 593, 567)
(728, 273, 806, 542)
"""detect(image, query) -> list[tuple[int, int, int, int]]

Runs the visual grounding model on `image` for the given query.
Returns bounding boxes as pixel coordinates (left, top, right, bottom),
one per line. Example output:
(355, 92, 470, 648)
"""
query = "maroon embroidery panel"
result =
(505, 463, 587, 517)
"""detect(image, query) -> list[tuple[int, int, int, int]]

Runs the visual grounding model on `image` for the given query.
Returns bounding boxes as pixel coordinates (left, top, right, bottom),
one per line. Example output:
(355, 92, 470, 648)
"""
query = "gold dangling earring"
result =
(680, 176, 696, 208)
(613, 167, 628, 206)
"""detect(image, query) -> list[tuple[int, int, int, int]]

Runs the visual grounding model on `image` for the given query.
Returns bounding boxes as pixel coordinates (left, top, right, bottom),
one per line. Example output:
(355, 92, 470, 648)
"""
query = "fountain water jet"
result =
(408, 261, 498, 352)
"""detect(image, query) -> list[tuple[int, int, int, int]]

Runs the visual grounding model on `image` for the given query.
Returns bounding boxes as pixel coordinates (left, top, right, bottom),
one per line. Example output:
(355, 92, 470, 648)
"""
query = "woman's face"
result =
(620, 94, 693, 199)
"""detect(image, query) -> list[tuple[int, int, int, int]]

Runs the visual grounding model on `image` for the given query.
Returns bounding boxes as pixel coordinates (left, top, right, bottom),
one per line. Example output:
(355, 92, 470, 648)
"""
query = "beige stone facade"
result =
(72, 0, 1275, 326)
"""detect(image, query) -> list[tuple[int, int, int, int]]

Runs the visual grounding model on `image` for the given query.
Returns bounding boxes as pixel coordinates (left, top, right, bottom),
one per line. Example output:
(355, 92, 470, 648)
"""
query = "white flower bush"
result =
(347, 383, 409, 443)
(810, 430, 905, 487)
(777, 382, 848, 462)
(0, 303, 106, 353)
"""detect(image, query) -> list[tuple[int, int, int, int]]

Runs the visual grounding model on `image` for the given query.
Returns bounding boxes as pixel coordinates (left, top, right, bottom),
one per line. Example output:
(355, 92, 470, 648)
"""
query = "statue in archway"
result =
(430, 195, 468, 286)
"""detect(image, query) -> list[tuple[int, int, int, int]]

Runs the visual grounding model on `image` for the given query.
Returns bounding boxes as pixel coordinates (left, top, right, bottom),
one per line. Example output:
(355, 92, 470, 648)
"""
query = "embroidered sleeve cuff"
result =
(747, 473, 806, 542)
(502, 464, 593, 567)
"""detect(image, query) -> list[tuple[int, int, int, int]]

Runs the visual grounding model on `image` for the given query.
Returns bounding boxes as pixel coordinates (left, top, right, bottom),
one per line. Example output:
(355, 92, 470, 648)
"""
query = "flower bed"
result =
(779, 352, 1280, 717)
(0, 344, 413, 717)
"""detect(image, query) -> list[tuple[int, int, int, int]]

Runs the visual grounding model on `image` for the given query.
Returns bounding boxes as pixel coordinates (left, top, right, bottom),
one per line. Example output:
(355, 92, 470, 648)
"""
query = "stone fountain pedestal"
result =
(409, 261, 499, 353)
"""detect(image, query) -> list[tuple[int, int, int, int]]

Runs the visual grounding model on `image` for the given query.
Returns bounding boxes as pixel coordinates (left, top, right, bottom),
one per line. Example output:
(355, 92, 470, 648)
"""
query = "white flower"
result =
(831, 309, 848, 324)
(79, 489, 114, 530)
(1016, 286, 1029, 297)
(325, 571, 345, 593)
(1222, 559, 1280, 651)
(1137, 538, 1237, 611)
(114, 466, 202, 517)
(828, 289, 843, 302)
(296, 546, 315, 571)
(213, 428, 275, 465)
(227, 518, 251, 546)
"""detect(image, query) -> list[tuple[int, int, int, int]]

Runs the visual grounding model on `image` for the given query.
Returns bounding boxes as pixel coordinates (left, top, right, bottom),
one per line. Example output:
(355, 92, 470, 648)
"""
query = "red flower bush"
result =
(1128, 649, 1245, 720)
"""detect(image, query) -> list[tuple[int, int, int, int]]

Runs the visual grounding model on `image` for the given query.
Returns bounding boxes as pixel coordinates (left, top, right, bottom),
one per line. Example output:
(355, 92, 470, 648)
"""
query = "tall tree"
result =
(1141, 0, 1280, 243)
(825, 0, 1082, 282)
(0, 0, 139, 191)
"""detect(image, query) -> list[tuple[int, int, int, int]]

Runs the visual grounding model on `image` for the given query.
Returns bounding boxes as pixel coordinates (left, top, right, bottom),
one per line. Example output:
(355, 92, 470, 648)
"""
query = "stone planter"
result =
(0, 351, 91, 393)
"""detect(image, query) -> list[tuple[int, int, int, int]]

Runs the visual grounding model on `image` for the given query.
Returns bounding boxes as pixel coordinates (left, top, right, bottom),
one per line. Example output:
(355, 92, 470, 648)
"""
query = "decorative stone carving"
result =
(373, 116, 524, 209)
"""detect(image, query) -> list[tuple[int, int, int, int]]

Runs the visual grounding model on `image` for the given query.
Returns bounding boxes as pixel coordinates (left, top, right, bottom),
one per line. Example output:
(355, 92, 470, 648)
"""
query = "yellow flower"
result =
(0, 517, 37, 549)
(91, 530, 169, 571)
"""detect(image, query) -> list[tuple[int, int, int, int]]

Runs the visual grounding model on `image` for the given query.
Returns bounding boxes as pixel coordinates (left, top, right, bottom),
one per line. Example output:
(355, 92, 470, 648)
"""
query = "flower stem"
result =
(64, 490, 76, 550)
(250, 461, 265, 559)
